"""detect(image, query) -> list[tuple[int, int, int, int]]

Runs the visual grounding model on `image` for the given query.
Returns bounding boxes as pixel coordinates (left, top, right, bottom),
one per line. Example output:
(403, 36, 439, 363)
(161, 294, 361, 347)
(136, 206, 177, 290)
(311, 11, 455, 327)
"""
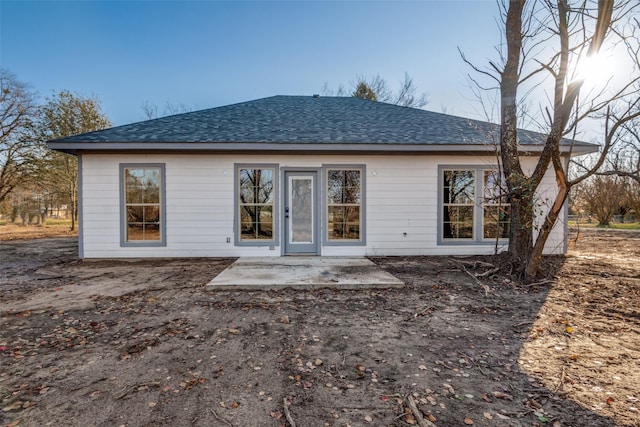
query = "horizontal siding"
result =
(79, 153, 566, 258)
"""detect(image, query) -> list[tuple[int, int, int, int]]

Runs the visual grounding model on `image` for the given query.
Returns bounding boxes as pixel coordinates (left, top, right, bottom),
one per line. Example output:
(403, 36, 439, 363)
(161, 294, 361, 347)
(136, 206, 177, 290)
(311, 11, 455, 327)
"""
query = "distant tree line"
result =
(0, 68, 111, 230)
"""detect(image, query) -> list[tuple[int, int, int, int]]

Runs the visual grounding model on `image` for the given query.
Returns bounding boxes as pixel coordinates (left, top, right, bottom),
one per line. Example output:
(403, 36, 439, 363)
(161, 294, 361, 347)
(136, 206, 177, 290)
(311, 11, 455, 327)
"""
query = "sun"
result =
(573, 52, 615, 87)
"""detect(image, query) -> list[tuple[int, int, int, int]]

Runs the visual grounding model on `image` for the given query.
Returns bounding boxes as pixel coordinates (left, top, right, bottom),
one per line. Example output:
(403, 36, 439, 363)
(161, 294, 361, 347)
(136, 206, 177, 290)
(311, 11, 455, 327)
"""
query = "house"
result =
(48, 95, 597, 259)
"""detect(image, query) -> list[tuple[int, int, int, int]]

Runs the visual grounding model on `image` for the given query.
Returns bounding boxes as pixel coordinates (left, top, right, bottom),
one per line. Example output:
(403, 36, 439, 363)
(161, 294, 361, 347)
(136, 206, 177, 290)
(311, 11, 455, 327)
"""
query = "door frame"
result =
(282, 168, 321, 255)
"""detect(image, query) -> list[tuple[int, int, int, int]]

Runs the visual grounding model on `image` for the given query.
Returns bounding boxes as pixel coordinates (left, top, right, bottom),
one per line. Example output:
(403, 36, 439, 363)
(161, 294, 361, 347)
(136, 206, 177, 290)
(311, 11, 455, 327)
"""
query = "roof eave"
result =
(47, 141, 599, 156)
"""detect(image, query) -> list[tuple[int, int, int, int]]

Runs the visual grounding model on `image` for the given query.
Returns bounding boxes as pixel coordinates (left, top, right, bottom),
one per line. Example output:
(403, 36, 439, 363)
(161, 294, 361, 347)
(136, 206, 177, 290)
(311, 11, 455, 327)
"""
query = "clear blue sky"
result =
(1, 0, 500, 126)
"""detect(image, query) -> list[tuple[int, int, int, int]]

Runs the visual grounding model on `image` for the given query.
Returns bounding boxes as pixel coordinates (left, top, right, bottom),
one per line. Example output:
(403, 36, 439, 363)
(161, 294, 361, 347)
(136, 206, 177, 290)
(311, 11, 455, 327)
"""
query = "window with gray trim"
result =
(482, 170, 510, 239)
(442, 170, 475, 239)
(237, 166, 277, 243)
(121, 165, 165, 245)
(440, 166, 509, 242)
(326, 167, 363, 241)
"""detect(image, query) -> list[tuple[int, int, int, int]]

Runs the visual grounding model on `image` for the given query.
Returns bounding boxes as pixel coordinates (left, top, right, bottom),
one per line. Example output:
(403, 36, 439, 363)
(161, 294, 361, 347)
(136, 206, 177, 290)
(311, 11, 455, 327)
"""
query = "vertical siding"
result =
(80, 153, 566, 258)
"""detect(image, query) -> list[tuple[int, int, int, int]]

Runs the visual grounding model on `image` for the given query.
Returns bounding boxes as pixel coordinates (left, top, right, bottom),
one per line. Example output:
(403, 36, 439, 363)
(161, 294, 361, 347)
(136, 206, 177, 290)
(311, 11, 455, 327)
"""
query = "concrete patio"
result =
(205, 257, 404, 290)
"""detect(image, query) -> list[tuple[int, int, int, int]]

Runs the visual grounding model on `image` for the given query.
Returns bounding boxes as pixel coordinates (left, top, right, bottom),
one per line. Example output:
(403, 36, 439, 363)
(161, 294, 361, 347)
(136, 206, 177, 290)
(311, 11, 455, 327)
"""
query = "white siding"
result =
(79, 153, 566, 258)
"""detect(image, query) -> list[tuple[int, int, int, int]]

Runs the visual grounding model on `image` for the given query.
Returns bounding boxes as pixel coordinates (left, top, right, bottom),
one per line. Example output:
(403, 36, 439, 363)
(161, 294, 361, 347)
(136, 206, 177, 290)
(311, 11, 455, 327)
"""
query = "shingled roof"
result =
(48, 95, 598, 155)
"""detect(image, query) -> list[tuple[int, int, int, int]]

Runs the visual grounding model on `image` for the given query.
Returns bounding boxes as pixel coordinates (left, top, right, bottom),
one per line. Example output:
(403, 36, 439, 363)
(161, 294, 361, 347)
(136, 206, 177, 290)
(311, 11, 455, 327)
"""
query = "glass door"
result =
(284, 171, 319, 254)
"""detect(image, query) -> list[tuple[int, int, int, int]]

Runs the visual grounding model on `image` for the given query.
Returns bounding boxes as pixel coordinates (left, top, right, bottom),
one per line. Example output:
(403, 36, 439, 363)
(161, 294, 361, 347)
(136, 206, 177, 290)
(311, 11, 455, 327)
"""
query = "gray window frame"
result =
(234, 163, 279, 247)
(437, 165, 509, 245)
(120, 163, 167, 247)
(322, 164, 366, 246)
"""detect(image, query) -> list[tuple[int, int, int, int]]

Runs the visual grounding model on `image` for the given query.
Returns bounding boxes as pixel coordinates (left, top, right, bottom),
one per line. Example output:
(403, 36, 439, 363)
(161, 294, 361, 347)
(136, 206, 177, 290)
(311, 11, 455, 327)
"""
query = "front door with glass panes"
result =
(283, 171, 319, 255)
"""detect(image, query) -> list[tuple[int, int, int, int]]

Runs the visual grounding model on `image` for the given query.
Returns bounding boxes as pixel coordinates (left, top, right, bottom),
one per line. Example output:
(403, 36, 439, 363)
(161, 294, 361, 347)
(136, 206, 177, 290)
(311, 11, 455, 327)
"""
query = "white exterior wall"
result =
(79, 153, 566, 258)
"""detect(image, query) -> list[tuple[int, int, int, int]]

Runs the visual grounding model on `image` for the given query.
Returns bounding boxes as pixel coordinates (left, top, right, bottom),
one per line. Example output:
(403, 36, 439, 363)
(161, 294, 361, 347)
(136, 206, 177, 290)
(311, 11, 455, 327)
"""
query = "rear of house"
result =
(49, 96, 597, 259)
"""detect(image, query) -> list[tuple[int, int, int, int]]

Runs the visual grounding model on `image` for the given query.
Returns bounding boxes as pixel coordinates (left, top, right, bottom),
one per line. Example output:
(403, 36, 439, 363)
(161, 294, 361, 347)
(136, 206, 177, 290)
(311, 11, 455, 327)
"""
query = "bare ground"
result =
(0, 223, 77, 241)
(0, 229, 638, 427)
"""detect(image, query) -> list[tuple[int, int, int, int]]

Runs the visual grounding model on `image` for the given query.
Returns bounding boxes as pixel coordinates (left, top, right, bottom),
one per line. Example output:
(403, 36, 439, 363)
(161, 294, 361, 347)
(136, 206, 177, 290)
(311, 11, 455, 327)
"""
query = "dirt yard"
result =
(1, 229, 638, 427)
(0, 223, 77, 241)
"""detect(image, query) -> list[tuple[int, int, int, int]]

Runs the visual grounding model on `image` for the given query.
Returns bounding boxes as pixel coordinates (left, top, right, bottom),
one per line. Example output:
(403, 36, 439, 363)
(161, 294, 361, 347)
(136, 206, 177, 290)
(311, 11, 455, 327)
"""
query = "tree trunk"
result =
(500, 0, 529, 263)
(509, 190, 534, 263)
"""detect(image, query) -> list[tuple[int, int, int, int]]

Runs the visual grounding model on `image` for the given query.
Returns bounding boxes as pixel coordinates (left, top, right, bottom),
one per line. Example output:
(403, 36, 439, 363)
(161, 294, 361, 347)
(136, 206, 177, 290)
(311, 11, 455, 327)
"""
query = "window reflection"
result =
(442, 170, 475, 239)
(124, 167, 162, 242)
(327, 169, 362, 240)
(239, 168, 275, 240)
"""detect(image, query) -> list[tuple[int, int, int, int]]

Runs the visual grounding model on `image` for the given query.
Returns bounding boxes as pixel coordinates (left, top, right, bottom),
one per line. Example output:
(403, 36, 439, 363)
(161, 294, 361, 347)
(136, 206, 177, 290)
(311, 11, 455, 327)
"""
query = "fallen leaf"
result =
(492, 391, 514, 401)
(495, 413, 510, 420)
(364, 414, 373, 422)
(3, 401, 23, 412)
(566, 326, 574, 333)
(464, 417, 474, 425)
(483, 412, 493, 420)
(569, 354, 579, 361)
(7, 420, 21, 427)
(418, 364, 427, 370)
(606, 397, 614, 405)
(270, 410, 283, 420)
(228, 328, 240, 335)
(148, 402, 157, 407)
(230, 401, 240, 409)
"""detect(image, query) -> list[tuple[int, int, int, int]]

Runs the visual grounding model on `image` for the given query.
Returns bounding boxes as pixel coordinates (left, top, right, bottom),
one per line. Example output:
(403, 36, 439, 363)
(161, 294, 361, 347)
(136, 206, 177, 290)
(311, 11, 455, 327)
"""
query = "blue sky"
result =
(1, 0, 500, 126)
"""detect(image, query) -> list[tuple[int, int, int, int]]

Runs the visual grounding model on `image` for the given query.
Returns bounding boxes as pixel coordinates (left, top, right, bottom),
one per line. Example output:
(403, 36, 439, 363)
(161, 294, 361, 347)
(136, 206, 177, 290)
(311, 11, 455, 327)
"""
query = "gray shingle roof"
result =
(48, 95, 596, 153)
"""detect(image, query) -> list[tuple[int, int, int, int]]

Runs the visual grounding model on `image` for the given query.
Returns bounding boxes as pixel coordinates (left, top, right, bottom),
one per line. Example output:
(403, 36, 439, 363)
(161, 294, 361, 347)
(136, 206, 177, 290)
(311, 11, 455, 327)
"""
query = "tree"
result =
(352, 82, 378, 101)
(463, 0, 640, 279)
(626, 178, 640, 219)
(141, 100, 191, 120)
(37, 91, 111, 230)
(575, 175, 626, 225)
(0, 69, 39, 204)
(323, 72, 429, 108)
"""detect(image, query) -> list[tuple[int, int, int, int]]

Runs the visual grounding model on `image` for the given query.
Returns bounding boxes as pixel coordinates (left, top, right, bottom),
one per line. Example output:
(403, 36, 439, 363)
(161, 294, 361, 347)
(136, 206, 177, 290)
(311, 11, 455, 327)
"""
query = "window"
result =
(236, 165, 277, 244)
(121, 164, 165, 246)
(442, 170, 475, 239)
(482, 170, 510, 239)
(326, 167, 364, 243)
(440, 166, 509, 243)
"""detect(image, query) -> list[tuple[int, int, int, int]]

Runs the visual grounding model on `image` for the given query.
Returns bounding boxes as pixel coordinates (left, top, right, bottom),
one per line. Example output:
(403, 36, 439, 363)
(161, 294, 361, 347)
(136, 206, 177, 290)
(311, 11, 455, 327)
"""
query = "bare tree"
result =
(463, 0, 640, 280)
(603, 115, 640, 182)
(0, 69, 39, 204)
(625, 177, 640, 219)
(575, 175, 627, 225)
(323, 72, 429, 108)
(141, 100, 191, 120)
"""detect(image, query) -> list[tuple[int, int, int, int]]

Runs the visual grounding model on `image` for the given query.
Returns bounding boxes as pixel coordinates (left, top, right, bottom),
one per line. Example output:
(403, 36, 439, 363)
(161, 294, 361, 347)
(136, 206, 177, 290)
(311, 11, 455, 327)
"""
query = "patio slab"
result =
(205, 257, 404, 290)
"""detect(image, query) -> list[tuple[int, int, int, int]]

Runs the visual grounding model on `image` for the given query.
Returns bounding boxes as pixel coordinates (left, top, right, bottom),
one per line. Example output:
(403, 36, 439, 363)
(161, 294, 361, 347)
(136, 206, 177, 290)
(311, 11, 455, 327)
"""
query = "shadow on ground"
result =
(1, 230, 638, 426)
